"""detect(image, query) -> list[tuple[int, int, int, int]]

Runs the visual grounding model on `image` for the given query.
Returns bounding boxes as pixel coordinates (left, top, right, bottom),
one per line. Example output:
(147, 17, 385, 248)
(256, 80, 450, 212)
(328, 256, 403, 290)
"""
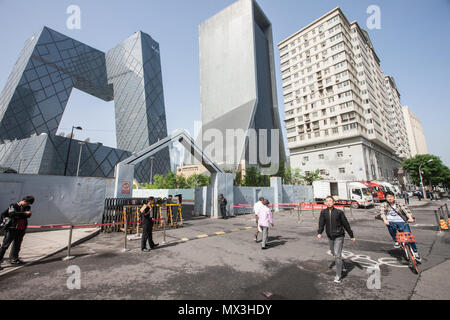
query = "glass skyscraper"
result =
(0, 27, 170, 182)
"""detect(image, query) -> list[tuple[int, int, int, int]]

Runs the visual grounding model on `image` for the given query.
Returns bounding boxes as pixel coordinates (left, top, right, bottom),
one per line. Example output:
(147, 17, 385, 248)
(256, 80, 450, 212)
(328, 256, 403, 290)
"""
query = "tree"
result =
(402, 154, 450, 188)
(301, 169, 321, 185)
(234, 171, 242, 186)
(152, 174, 165, 189)
(186, 174, 211, 188)
(175, 174, 188, 189)
(164, 171, 177, 189)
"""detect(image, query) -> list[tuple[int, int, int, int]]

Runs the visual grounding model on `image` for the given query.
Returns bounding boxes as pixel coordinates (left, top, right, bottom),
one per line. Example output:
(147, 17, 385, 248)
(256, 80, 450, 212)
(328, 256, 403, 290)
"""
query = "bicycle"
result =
(390, 222, 419, 274)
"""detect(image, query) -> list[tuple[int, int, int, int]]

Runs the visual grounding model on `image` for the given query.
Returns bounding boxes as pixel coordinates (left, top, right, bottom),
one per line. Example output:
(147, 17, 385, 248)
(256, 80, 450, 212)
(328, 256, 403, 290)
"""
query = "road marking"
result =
(327, 250, 408, 268)
(175, 226, 254, 243)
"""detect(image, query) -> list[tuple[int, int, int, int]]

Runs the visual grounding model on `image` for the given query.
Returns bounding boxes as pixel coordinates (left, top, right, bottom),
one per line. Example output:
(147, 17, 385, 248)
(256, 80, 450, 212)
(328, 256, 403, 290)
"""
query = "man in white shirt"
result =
(253, 197, 264, 242)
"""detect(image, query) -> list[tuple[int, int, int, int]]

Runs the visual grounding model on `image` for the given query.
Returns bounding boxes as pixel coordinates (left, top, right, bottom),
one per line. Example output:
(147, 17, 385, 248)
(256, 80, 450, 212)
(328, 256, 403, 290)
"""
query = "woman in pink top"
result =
(258, 200, 274, 249)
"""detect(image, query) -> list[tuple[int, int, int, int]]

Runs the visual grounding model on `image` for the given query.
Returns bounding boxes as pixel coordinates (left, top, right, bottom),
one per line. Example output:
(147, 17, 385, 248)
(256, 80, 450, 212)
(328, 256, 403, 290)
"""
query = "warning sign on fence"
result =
(121, 181, 131, 194)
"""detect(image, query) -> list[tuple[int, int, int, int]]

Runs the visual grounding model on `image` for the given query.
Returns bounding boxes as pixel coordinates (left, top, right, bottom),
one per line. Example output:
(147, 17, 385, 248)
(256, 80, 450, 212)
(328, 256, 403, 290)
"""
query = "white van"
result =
(313, 180, 374, 208)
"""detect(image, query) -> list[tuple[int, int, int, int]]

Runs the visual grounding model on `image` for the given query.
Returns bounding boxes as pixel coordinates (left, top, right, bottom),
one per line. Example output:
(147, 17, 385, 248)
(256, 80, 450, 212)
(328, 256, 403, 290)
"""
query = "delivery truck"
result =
(312, 180, 374, 208)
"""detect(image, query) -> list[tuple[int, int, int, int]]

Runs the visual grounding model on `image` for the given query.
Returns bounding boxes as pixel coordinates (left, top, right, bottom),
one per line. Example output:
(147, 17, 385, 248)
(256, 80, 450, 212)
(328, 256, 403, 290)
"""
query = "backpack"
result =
(0, 206, 13, 229)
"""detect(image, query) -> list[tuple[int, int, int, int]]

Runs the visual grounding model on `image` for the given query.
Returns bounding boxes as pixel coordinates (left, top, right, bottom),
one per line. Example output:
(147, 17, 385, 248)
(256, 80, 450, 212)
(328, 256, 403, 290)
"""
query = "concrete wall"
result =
(194, 182, 314, 216)
(132, 188, 195, 200)
(0, 174, 114, 226)
(282, 185, 313, 203)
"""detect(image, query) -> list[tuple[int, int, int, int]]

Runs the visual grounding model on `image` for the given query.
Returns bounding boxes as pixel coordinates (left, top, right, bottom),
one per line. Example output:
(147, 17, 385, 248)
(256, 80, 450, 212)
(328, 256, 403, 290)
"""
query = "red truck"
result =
(360, 181, 386, 202)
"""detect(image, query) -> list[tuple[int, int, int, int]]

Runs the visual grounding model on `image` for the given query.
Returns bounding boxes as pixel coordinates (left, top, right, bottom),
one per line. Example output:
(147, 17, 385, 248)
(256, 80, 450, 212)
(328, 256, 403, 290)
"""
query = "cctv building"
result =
(0, 27, 170, 182)
(197, 0, 286, 173)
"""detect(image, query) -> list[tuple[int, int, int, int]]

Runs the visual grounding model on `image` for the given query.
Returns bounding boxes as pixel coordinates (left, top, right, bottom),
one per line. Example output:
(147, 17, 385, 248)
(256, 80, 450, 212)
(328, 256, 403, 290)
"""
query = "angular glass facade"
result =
(0, 27, 170, 182)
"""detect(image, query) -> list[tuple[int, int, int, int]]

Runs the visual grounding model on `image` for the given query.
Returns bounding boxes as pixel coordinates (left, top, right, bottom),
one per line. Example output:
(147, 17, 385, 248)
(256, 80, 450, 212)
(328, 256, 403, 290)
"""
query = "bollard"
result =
(434, 210, 442, 232)
(162, 212, 167, 244)
(62, 225, 75, 261)
(349, 202, 354, 220)
(122, 217, 130, 252)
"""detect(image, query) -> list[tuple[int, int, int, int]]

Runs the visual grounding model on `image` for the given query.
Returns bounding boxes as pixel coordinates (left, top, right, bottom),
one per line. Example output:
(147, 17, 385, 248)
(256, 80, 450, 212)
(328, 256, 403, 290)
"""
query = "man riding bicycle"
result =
(378, 191, 421, 262)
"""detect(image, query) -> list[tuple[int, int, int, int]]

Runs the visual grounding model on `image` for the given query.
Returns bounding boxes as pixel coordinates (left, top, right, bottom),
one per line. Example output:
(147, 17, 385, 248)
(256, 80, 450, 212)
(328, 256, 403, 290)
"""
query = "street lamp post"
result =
(76, 142, 85, 177)
(419, 159, 433, 198)
(64, 126, 82, 176)
(150, 156, 155, 184)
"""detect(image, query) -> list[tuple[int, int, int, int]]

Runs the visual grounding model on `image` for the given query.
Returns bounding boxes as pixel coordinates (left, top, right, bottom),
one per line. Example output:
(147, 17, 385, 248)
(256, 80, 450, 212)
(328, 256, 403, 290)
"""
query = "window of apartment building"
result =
(343, 123, 357, 131)
(341, 112, 355, 122)
(329, 106, 336, 113)
(298, 115, 304, 122)
(319, 169, 326, 175)
(314, 132, 320, 138)
(287, 127, 296, 134)
(323, 119, 327, 125)
(303, 156, 309, 161)
(332, 127, 339, 134)
(324, 129, 329, 136)
(339, 168, 345, 174)
(286, 110, 294, 116)
(288, 137, 297, 143)
(319, 154, 324, 160)
(285, 119, 295, 127)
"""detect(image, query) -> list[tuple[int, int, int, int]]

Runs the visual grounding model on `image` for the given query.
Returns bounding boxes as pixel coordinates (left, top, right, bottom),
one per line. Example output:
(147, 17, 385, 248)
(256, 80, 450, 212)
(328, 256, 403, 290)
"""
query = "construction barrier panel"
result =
(102, 198, 183, 233)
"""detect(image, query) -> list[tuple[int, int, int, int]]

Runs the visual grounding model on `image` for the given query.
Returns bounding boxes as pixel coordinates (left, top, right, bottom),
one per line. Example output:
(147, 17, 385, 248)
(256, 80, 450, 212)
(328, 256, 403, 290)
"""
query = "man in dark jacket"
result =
(219, 194, 228, 219)
(317, 196, 355, 283)
(140, 197, 159, 252)
(0, 196, 35, 269)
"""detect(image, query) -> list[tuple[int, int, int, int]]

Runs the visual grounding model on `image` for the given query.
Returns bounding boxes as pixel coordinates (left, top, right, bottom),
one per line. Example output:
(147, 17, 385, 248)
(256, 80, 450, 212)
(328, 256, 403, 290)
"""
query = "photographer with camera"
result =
(0, 196, 35, 269)
(140, 197, 159, 252)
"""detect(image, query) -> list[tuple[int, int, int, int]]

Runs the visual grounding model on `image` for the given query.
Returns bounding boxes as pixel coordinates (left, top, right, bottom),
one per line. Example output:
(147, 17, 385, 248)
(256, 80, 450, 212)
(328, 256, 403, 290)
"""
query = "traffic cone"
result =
(440, 219, 448, 230)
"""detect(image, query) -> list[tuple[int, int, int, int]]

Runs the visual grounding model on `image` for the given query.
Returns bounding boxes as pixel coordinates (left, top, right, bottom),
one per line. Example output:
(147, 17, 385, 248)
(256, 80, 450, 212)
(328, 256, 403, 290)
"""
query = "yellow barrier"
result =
(440, 219, 448, 230)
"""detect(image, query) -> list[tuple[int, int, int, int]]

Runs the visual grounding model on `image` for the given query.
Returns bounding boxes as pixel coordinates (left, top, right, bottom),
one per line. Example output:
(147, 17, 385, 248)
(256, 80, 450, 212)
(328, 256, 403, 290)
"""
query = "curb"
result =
(0, 228, 101, 278)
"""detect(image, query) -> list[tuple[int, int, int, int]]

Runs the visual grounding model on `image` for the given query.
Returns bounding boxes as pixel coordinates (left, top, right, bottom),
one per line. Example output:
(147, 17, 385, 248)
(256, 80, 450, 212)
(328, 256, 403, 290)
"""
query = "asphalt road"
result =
(0, 199, 449, 300)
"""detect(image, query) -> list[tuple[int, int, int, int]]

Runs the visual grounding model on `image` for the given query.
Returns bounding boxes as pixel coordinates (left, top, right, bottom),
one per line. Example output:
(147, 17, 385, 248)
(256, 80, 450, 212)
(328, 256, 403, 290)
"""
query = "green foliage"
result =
(402, 154, 450, 188)
(301, 169, 322, 185)
(137, 172, 211, 189)
(186, 174, 210, 188)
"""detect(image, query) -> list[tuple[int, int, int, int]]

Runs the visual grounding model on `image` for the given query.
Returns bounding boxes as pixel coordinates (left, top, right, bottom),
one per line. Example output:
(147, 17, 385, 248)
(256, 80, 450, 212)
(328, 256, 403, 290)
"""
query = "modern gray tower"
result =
(198, 0, 285, 174)
(0, 27, 170, 182)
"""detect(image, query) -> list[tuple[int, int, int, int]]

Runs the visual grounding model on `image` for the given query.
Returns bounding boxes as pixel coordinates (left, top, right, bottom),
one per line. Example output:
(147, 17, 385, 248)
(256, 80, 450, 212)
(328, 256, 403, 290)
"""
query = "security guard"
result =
(140, 197, 159, 252)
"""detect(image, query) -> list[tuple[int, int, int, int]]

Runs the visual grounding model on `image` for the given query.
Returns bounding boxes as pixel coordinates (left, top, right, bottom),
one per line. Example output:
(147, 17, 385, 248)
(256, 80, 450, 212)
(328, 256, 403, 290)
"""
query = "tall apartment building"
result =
(385, 76, 410, 159)
(403, 106, 428, 157)
(278, 7, 404, 182)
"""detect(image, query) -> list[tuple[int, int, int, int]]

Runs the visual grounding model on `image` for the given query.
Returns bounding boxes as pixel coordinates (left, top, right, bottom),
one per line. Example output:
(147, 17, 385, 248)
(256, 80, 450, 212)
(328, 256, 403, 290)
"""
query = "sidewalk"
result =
(412, 259, 450, 300)
(0, 227, 100, 277)
(405, 198, 431, 208)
